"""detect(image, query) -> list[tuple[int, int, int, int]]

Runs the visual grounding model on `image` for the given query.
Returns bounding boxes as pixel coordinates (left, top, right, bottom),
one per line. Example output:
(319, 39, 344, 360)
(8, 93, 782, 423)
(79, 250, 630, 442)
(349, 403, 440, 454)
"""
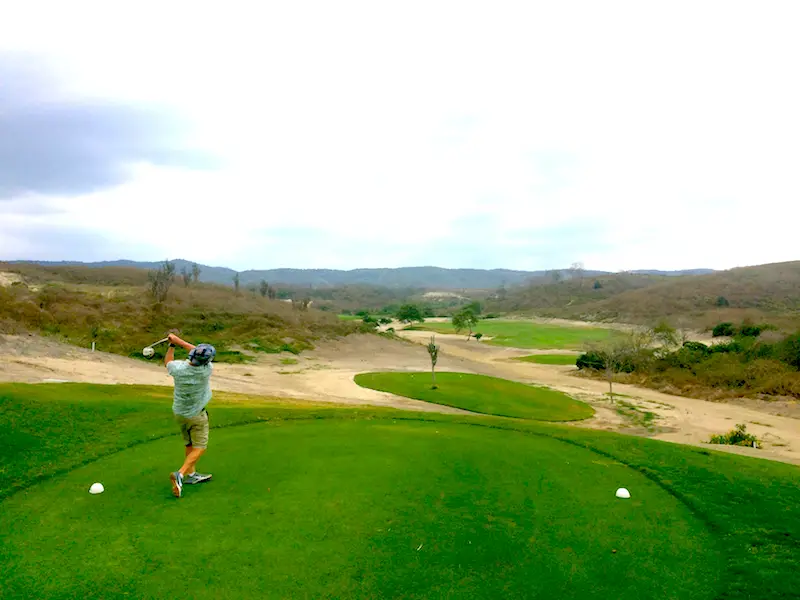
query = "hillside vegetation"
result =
(0, 263, 364, 362)
(490, 262, 800, 331)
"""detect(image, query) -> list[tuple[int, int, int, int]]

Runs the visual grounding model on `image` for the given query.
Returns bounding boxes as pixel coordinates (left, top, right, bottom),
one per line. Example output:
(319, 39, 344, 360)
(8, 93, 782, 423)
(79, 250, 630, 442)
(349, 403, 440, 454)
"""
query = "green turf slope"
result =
(354, 372, 593, 420)
(1, 383, 799, 599)
(1, 419, 719, 599)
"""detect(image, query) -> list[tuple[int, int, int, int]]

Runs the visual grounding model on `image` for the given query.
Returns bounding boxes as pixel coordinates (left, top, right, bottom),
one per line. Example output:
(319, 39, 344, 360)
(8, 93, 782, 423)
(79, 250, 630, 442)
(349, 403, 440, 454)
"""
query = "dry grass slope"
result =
(492, 262, 800, 331)
(0, 263, 365, 361)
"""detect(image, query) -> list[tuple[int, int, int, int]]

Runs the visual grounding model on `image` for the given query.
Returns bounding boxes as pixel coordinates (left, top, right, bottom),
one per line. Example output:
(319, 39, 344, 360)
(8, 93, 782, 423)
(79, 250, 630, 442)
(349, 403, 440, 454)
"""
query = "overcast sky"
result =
(1, 1, 798, 272)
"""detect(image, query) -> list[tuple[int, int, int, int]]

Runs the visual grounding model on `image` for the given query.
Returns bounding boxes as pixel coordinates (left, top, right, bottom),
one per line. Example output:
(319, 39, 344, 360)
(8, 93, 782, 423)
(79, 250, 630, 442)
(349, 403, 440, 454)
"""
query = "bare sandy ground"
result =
(2, 327, 799, 465)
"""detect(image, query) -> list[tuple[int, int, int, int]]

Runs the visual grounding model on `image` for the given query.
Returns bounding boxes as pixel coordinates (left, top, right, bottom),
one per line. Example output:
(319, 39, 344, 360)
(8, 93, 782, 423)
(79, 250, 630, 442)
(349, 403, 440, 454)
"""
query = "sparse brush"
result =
(708, 423, 760, 448)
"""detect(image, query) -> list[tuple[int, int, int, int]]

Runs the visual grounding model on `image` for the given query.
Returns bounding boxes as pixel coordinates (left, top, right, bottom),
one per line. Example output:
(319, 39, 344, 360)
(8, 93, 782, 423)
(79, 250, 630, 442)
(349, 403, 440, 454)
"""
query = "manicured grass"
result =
(1, 383, 799, 599)
(355, 372, 594, 421)
(410, 319, 620, 349)
(516, 354, 579, 365)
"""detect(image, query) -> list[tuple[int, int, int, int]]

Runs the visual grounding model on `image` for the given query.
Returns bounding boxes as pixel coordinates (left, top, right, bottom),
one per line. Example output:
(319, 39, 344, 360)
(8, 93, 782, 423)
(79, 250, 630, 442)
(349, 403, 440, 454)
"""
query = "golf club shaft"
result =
(148, 337, 170, 349)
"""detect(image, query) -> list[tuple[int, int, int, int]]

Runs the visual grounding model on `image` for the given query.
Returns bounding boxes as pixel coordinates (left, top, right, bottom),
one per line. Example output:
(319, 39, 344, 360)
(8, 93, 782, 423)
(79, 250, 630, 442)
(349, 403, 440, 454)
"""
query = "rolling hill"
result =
(8, 260, 714, 289)
(489, 261, 800, 330)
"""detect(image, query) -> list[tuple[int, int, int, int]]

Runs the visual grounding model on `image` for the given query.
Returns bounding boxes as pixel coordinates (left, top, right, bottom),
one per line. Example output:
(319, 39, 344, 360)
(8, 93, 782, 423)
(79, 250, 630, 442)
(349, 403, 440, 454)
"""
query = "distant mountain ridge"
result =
(9, 260, 715, 289)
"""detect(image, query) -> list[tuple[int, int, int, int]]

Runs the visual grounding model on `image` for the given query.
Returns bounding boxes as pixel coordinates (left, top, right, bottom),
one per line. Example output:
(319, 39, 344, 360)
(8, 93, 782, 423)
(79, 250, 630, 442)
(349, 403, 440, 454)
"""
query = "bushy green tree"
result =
(396, 304, 424, 326)
(452, 308, 478, 340)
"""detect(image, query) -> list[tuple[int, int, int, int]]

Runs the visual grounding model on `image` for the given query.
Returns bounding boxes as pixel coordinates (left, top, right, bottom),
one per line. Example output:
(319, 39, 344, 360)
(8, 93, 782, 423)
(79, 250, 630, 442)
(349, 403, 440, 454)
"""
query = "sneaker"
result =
(185, 472, 213, 485)
(170, 471, 183, 498)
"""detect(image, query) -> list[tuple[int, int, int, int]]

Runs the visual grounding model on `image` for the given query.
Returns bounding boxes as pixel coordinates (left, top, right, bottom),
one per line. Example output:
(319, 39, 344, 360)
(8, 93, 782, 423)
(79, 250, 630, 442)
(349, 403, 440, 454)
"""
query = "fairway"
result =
(355, 371, 593, 420)
(1, 419, 720, 599)
(516, 354, 579, 365)
(411, 319, 619, 349)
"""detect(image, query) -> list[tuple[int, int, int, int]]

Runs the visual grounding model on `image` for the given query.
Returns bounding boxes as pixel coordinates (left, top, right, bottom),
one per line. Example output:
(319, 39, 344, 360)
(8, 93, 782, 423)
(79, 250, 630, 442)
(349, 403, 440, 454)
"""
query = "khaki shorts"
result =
(175, 410, 209, 449)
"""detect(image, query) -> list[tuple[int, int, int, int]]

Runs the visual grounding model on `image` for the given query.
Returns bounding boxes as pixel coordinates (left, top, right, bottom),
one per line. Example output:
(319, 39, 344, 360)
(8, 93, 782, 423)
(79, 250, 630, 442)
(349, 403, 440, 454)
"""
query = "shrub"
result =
(715, 296, 730, 307)
(708, 424, 759, 448)
(682, 341, 710, 353)
(739, 324, 763, 338)
(712, 322, 736, 337)
(576, 351, 605, 370)
(694, 354, 748, 388)
(593, 280, 603, 289)
(710, 340, 744, 354)
(779, 332, 800, 369)
(378, 317, 392, 325)
(474, 333, 483, 340)
(657, 346, 709, 370)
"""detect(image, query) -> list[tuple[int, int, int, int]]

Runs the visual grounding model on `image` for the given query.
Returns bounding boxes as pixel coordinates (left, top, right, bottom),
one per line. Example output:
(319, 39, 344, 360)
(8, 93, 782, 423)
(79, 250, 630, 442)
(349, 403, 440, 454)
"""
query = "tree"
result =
(652, 320, 681, 351)
(569, 262, 585, 286)
(191, 263, 201, 283)
(233, 273, 240, 294)
(593, 280, 603, 290)
(181, 266, 191, 287)
(464, 300, 482, 315)
(580, 331, 656, 399)
(267, 285, 277, 300)
(396, 304, 424, 326)
(147, 260, 175, 303)
(259, 279, 269, 298)
(496, 283, 507, 300)
(426, 335, 440, 389)
(547, 269, 563, 283)
(452, 308, 478, 340)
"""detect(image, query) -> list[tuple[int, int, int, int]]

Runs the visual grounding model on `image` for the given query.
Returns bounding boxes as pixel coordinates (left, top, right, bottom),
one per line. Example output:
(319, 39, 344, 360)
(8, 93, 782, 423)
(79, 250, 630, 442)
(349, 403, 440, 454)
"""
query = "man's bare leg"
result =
(179, 447, 206, 477)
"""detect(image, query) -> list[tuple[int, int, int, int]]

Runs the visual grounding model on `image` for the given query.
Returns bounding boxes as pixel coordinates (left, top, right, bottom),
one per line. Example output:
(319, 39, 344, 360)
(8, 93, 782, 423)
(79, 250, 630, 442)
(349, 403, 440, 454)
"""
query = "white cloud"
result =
(2, 1, 800, 271)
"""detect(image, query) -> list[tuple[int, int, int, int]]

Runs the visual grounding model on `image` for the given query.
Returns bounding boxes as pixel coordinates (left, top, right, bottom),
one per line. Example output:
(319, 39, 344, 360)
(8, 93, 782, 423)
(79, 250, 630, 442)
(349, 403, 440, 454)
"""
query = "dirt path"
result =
(2, 330, 799, 465)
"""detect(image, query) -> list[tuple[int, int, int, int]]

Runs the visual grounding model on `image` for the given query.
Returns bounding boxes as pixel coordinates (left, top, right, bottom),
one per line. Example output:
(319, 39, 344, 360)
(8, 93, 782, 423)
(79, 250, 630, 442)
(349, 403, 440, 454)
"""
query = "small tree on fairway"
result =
(427, 335, 440, 389)
(396, 304, 424, 326)
(259, 279, 269, 297)
(452, 308, 478, 340)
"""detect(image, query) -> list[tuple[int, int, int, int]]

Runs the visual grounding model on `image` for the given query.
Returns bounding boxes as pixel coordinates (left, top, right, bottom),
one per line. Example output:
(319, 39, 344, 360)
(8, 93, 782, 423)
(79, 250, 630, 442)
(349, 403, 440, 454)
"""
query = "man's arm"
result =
(164, 333, 197, 367)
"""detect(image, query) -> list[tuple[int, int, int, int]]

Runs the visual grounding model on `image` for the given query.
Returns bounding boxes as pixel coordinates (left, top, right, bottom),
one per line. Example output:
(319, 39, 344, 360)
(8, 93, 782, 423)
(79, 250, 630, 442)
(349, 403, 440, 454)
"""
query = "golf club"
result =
(142, 337, 170, 358)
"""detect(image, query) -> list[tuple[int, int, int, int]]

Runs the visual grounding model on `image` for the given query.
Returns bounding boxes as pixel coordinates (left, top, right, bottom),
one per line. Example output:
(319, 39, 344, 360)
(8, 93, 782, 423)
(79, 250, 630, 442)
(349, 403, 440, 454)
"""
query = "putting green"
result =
(355, 372, 594, 420)
(0, 419, 720, 599)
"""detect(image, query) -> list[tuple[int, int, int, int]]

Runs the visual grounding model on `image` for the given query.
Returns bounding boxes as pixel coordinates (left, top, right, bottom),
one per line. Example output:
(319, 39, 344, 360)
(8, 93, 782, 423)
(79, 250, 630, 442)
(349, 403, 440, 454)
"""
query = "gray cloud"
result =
(0, 55, 218, 199)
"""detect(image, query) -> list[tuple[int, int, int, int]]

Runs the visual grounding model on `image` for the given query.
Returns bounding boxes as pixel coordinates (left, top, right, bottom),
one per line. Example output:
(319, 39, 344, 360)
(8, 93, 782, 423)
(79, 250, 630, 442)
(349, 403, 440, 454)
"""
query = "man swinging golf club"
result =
(165, 333, 216, 498)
